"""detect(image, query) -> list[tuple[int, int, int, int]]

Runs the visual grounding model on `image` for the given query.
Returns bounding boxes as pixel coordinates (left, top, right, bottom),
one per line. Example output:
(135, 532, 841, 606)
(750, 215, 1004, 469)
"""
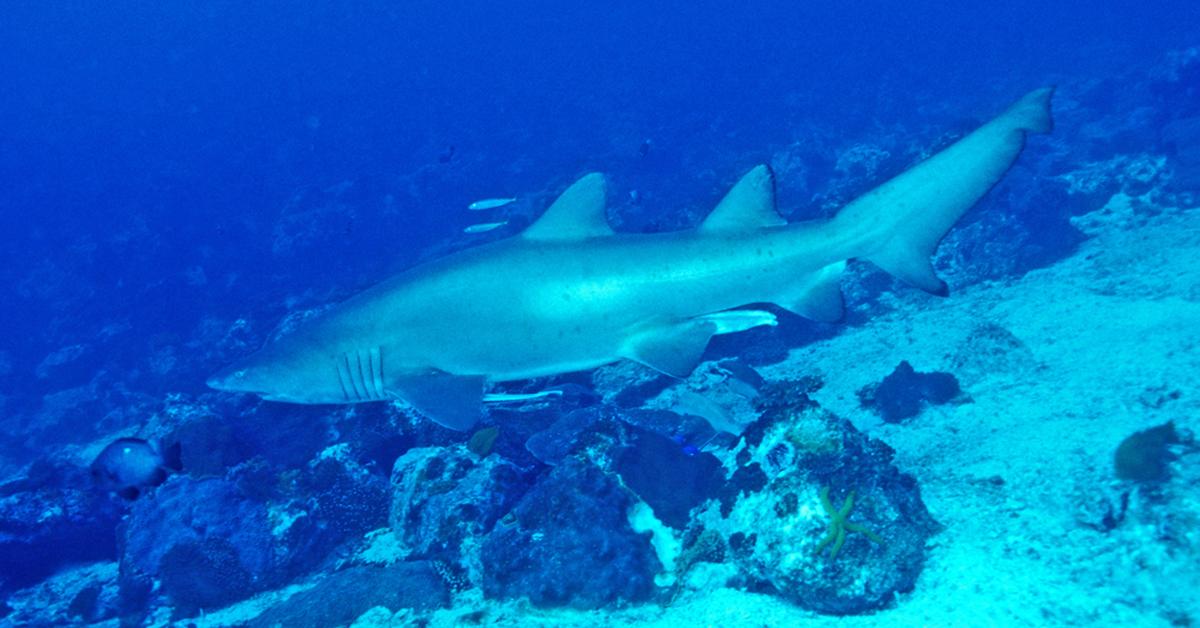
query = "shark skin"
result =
(208, 88, 1055, 430)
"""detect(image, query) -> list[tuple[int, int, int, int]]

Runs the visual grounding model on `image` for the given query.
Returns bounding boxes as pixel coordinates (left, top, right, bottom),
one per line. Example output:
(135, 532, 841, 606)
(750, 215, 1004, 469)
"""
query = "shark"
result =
(208, 87, 1055, 430)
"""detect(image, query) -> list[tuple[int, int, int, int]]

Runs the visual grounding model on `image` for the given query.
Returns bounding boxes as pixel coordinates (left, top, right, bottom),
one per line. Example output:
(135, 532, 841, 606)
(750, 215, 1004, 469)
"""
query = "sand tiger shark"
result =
(208, 88, 1054, 430)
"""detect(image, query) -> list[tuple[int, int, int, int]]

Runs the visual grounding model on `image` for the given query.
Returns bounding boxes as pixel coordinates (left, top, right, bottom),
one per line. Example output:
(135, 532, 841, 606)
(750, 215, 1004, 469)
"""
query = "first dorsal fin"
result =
(700, 165, 787, 232)
(522, 173, 613, 240)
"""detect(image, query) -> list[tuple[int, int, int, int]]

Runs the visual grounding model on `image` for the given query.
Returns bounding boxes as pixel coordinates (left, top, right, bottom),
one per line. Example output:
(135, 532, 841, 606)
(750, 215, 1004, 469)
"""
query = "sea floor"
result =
(10, 197, 1197, 628)
(399, 196, 1197, 626)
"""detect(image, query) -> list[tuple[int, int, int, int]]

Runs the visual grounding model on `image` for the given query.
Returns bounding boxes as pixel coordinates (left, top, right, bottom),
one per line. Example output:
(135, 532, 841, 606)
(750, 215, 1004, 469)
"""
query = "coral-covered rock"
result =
(389, 444, 534, 561)
(938, 169, 1086, 286)
(612, 428, 723, 529)
(480, 457, 659, 608)
(118, 476, 283, 614)
(701, 382, 941, 614)
(523, 408, 606, 465)
(157, 537, 253, 612)
(592, 360, 673, 408)
(308, 445, 390, 542)
(246, 563, 448, 628)
(1, 561, 120, 626)
(163, 407, 253, 477)
(0, 460, 122, 593)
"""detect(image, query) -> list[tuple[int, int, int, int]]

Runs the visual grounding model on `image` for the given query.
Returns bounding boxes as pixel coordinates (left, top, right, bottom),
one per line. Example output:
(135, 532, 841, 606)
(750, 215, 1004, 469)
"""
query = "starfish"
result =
(813, 485, 884, 560)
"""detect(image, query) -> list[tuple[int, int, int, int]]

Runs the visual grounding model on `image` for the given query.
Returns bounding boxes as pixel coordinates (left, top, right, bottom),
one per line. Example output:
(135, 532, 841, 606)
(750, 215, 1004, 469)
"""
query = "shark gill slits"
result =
(335, 361, 351, 401)
(355, 352, 371, 400)
(343, 353, 363, 401)
(364, 350, 376, 397)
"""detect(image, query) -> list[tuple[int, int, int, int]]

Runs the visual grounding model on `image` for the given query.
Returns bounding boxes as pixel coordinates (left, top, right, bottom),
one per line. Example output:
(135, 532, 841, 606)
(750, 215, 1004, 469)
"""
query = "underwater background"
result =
(2, 1, 1199, 626)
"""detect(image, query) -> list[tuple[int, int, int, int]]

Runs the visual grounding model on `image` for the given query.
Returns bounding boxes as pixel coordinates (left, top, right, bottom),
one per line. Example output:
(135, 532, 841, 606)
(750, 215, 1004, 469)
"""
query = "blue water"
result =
(1, 1, 1198, 624)
(3, 2, 1194, 398)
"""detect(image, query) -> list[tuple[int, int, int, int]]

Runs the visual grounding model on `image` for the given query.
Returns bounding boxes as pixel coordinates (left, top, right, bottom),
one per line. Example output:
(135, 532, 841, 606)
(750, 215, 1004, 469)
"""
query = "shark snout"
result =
(206, 364, 254, 392)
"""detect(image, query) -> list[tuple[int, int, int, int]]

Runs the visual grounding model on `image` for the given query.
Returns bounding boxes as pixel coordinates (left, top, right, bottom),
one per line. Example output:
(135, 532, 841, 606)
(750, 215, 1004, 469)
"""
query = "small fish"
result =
(90, 437, 183, 500)
(467, 197, 517, 211)
(467, 426, 500, 458)
(464, 221, 508, 234)
(481, 383, 599, 406)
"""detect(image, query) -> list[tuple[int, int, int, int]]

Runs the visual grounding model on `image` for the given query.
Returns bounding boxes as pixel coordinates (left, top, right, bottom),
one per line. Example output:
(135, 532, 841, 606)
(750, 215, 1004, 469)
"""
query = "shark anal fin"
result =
(700, 165, 787, 232)
(869, 245, 947, 295)
(522, 173, 613, 240)
(778, 261, 847, 322)
(389, 372, 485, 431)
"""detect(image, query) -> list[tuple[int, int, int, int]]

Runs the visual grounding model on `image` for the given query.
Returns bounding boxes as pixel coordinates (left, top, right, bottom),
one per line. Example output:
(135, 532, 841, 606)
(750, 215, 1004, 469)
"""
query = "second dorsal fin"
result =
(700, 165, 787, 232)
(522, 173, 613, 240)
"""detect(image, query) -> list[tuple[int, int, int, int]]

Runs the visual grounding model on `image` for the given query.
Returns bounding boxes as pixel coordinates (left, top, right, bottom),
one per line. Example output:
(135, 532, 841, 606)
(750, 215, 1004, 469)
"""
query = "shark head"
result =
(207, 338, 348, 403)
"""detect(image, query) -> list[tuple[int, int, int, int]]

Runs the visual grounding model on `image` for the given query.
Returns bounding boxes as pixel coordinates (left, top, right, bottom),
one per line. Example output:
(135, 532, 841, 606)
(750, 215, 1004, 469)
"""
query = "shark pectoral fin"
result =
(622, 320, 718, 378)
(522, 172, 613, 240)
(389, 372, 485, 431)
(778, 261, 847, 322)
(700, 164, 787, 232)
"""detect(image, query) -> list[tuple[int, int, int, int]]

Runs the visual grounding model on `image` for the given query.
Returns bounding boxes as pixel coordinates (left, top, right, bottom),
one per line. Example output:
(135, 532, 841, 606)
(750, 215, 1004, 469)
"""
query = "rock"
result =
(246, 563, 448, 628)
(158, 537, 255, 612)
(857, 361, 963, 423)
(119, 476, 284, 615)
(950, 322, 1038, 386)
(646, 359, 766, 437)
(1114, 421, 1192, 483)
(480, 457, 659, 608)
(612, 428, 724, 529)
(1058, 161, 1122, 215)
(524, 408, 605, 465)
(307, 446, 390, 542)
(1, 561, 120, 626)
(1162, 116, 1200, 189)
(0, 460, 121, 593)
(937, 170, 1086, 286)
(389, 444, 534, 561)
(164, 407, 254, 477)
(701, 382, 941, 614)
(34, 343, 92, 380)
(592, 361, 673, 408)
(1150, 47, 1200, 119)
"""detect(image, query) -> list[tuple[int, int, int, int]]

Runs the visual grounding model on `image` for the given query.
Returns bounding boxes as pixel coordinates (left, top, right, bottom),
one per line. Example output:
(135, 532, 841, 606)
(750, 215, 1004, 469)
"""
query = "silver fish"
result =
(468, 197, 517, 211)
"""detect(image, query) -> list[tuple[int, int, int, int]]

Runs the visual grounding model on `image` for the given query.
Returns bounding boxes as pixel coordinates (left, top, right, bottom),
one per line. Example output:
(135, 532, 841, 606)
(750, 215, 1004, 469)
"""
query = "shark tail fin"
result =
(831, 87, 1054, 296)
(1005, 86, 1055, 134)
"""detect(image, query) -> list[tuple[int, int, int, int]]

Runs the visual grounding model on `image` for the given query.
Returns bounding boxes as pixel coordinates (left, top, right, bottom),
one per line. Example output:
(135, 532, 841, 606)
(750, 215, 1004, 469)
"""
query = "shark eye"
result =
(233, 369, 247, 379)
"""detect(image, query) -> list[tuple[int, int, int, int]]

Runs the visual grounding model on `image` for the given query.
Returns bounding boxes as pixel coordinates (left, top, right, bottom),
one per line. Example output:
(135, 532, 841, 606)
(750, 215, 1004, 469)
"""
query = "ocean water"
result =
(2, 2, 1199, 626)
